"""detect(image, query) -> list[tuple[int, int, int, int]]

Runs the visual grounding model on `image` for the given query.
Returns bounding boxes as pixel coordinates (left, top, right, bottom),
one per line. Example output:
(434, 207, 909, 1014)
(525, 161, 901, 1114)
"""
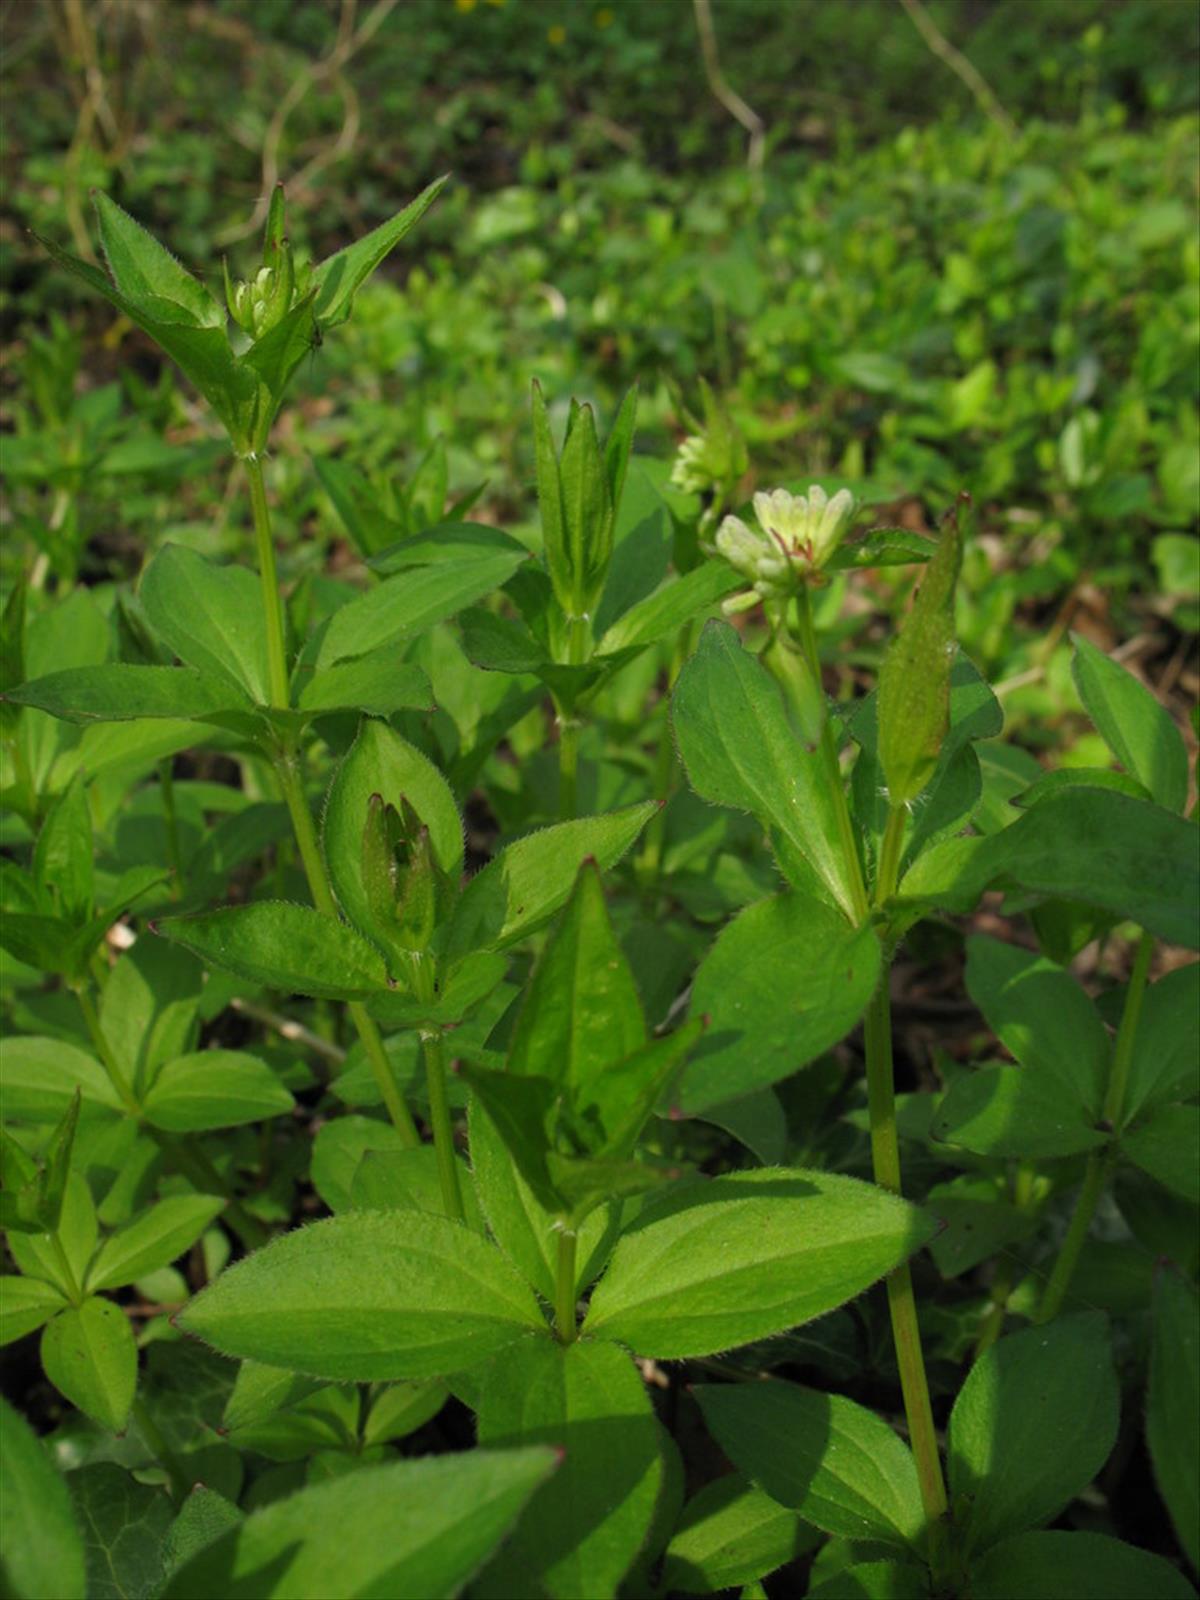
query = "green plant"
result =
(2, 181, 1196, 1600)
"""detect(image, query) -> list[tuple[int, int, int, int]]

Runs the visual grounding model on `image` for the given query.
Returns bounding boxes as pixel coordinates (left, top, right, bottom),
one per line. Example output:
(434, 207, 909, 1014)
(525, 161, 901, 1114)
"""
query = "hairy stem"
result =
(555, 1229, 578, 1345)
(272, 743, 420, 1145)
(244, 452, 291, 709)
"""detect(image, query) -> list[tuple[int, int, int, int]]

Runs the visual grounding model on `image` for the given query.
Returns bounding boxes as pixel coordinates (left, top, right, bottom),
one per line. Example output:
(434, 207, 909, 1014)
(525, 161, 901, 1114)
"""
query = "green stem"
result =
(862, 799, 948, 1545)
(130, 1395, 189, 1503)
(973, 1163, 1036, 1359)
(412, 952, 464, 1221)
(554, 1229, 578, 1345)
(875, 803, 908, 913)
(244, 453, 291, 709)
(556, 614, 591, 821)
(272, 743, 420, 1147)
(635, 624, 692, 885)
(1037, 925, 1154, 1324)
(1035, 1153, 1110, 1325)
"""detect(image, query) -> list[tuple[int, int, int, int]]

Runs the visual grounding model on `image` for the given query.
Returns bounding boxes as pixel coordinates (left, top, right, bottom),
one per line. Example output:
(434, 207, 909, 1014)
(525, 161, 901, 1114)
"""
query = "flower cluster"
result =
(716, 485, 855, 613)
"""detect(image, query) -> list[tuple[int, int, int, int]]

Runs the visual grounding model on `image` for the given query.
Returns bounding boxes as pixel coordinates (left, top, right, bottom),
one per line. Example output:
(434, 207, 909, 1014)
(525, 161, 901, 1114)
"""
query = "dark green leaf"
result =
(968, 1531, 1197, 1600)
(160, 903, 390, 1000)
(1120, 1105, 1200, 1201)
(140, 546, 270, 706)
(661, 1473, 818, 1596)
(1147, 1269, 1199, 1569)
(68, 1463, 174, 1600)
(931, 1064, 1107, 1160)
(311, 175, 449, 329)
(1072, 634, 1189, 814)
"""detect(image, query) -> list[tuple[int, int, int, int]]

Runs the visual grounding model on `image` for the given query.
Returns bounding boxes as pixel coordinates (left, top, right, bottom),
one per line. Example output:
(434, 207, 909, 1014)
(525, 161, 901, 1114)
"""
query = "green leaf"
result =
(310, 551, 525, 673)
(87, 1195, 226, 1292)
(932, 1064, 1107, 1161)
(468, 1099, 621, 1302)
(67, 1462, 175, 1600)
(968, 1531, 1198, 1600)
(964, 936, 1109, 1117)
(899, 790, 1199, 950)
(323, 718, 463, 946)
(92, 193, 222, 327)
(142, 1050, 295, 1132)
(827, 528, 935, 571)
(310, 1115, 416, 1213)
(1072, 635, 1189, 814)
(680, 890, 881, 1114)
(1123, 964, 1200, 1121)
(596, 561, 741, 659)
(361, 1380, 448, 1447)
(0, 1395, 86, 1600)
(0, 1276, 68, 1345)
(164, 1445, 555, 1600)
(444, 802, 656, 959)
(99, 939, 203, 1102)
(559, 399, 612, 615)
(877, 507, 963, 806)
(473, 1338, 662, 1600)
(160, 902, 390, 1000)
(582, 1168, 934, 1358)
(33, 773, 93, 923)
(660, 1473, 818, 1597)
(161, 1486, 243, 1588)
(1121, 1105, 1200, 1202)
(947, 1312, 1119, 1556)
(672, 622, 858, 921)
(6, 664, 250, 724)
(1147, 1269, 1199, 1569)
(140, 546, 271, 706)
(179, 1210, 546, 1380)
(695, 1381, 925, 1550)
(925, 1176, 1035, 1277)
(807, 1559, 930, 1599)
(9, 1172, 97, 1298)
(41, 1297, 138, 1433)
(310, 175, 449, 329)
(349, 1146, 485, 1236)
(292, 652, 431, 717)
(0, 1035, 122, 1123)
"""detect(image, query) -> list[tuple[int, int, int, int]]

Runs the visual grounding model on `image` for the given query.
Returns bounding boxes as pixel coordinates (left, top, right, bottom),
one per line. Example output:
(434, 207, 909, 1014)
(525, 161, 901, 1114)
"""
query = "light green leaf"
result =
(6, 664, 250, 724)
(444, 803, 656, 958)
(1072, 635, 1189, 814)
(948, 1313, 1119, 1556)
(140, 546, 271, 706)
(87, 1195, 226, 1292)
(0, 1276, 68, 1346)
(361, 1380, 448, 1447)
(293, 652, 431, 717)
(807, 1559, 930, 1599)
(672, 622, 857, 920)
(92, 193, 222, 327)
(661, 1473, 819, 1596)
(899, 790, 1198, 950)
(179, 1210, 546, 1380)
(582, 1168, 934, 1358)
(1147, 1269, 1199, 1569)
(161, 1486, 243, 1589)
(0, 1396, 86, 1600)
(160, 902, 390, 1000)
(695, 1381, 925, 1550)
(311, 552, 525, 672)
(473, 1338, 662, 1600)
(41, 1297, 138, 1433)
(680, 890, 881, 1114)
(0, 1036, 122, 1123)
(164, 1445, 556, 1600)
(596, 561, 741, 659)
(9, 1173, 98, 1298)
(99, 938, 203, 1103)
(968, 1531, 1197, 1600)
(311, 176, 449, 329)
(142, 1050, 295, 1132)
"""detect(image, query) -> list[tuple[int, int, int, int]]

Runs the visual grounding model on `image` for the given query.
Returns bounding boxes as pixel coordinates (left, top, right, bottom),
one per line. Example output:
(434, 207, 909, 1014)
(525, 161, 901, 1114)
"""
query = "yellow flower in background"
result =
(595, 6, 615, 25)
(454, 0, 477, 11)
(547, 23, 566, 45)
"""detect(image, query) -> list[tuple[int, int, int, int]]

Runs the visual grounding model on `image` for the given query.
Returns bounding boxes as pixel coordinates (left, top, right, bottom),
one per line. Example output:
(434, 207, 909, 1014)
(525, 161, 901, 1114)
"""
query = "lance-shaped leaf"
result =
(159, 902, 391, 1000)
(1072, 634, 1189, 814)
(310, 174, 449, 329)
(6, 664, 253, 725)
(141, 545, 272, 706)
(87, 1194, 226, 1292)
(595, 561, 742, 660)
(142, 1051, 295, 1132)
(877, 505, 963, 806)
(42, 1298, 138, 1434)
(680, 889, 881, 1114)
(582, 1168, 934, 1357)
(179, 1210, 546, 1380)
(163, 1446, 556, 1600)
(660, 1473, 818, 1597)
(443, 802, 656, 959)
(1, 1277, 69, 1345)
(672, 622, 858, 921)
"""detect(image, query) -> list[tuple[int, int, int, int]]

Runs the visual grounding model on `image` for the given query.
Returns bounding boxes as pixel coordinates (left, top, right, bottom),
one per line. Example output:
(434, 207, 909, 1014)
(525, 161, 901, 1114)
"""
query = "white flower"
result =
(715, 484, 856, 613)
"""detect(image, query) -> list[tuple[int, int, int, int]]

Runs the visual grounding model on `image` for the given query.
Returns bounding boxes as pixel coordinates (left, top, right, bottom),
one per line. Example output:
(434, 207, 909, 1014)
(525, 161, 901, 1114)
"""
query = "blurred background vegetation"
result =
(1, 0, 1197, 752)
